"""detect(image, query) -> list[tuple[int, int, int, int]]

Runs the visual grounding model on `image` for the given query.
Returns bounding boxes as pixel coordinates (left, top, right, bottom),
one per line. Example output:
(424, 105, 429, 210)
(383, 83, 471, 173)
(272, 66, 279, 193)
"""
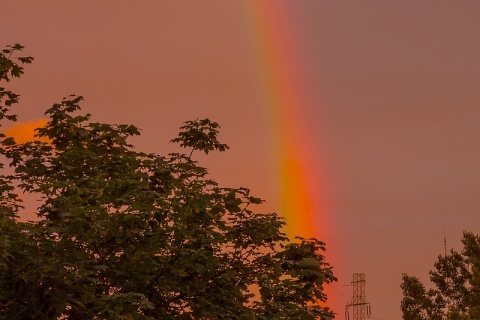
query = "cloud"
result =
(4, 119, 49, 144)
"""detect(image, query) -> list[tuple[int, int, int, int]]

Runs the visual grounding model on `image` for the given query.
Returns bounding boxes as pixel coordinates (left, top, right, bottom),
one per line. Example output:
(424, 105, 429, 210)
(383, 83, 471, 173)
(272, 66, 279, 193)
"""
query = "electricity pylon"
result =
(345, 273, 371, 320)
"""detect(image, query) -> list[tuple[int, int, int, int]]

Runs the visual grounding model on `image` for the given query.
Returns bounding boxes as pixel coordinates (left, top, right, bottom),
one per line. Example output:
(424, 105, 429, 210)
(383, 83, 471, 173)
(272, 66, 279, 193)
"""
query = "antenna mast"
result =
(443, 218, 447, 256)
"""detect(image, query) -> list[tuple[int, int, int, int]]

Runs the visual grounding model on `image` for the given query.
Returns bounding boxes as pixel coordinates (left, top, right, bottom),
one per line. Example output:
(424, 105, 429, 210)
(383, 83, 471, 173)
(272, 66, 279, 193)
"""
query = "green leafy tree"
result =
(401, 232, 480, 320)
(0, 45, 337, 319)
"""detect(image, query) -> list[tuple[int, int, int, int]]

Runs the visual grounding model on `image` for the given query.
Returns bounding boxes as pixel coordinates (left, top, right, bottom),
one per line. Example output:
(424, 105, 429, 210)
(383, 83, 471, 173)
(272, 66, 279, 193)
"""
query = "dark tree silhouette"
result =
(0, 44, 337, 320)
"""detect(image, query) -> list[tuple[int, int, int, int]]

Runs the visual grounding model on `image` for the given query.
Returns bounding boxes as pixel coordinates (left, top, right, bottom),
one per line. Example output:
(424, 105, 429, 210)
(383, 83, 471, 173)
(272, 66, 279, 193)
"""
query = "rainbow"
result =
(241, 1, 330, 243)
(241, 1, 338, 312)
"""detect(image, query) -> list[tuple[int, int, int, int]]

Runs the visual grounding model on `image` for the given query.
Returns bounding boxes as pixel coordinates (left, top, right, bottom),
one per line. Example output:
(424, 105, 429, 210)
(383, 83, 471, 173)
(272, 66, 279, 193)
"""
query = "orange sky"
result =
(5, 119, 47, 144)
(2, 2, 480, 319)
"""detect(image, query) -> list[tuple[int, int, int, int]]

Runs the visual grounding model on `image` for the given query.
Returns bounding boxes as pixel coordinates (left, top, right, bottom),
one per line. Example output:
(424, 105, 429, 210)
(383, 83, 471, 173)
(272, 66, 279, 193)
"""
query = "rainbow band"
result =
(242, 2, 338, 311)
(242, 1, 324, 239)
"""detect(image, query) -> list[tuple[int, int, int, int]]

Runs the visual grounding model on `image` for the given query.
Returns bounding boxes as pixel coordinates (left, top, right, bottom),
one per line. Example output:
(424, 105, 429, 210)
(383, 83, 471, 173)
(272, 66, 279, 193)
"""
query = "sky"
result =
(2, 1, 480, 319)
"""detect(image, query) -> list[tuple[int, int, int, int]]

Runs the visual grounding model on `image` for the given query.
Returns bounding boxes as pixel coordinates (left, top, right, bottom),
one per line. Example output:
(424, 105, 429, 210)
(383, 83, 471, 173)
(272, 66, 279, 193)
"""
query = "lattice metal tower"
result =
(345, 273, 371, 320)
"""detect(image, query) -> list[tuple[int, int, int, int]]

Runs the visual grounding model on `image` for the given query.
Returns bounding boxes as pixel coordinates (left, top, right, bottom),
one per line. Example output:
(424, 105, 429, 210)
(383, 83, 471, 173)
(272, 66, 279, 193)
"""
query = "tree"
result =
(401, 232, 480, 320)
(0, 44, 337, 319)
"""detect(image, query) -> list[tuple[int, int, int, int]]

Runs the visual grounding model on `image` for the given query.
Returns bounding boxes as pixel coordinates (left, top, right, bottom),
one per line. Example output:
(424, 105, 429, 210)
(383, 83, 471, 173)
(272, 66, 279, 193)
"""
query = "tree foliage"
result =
(401, 232, 480, 320)
(0, 45, 337, 319)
